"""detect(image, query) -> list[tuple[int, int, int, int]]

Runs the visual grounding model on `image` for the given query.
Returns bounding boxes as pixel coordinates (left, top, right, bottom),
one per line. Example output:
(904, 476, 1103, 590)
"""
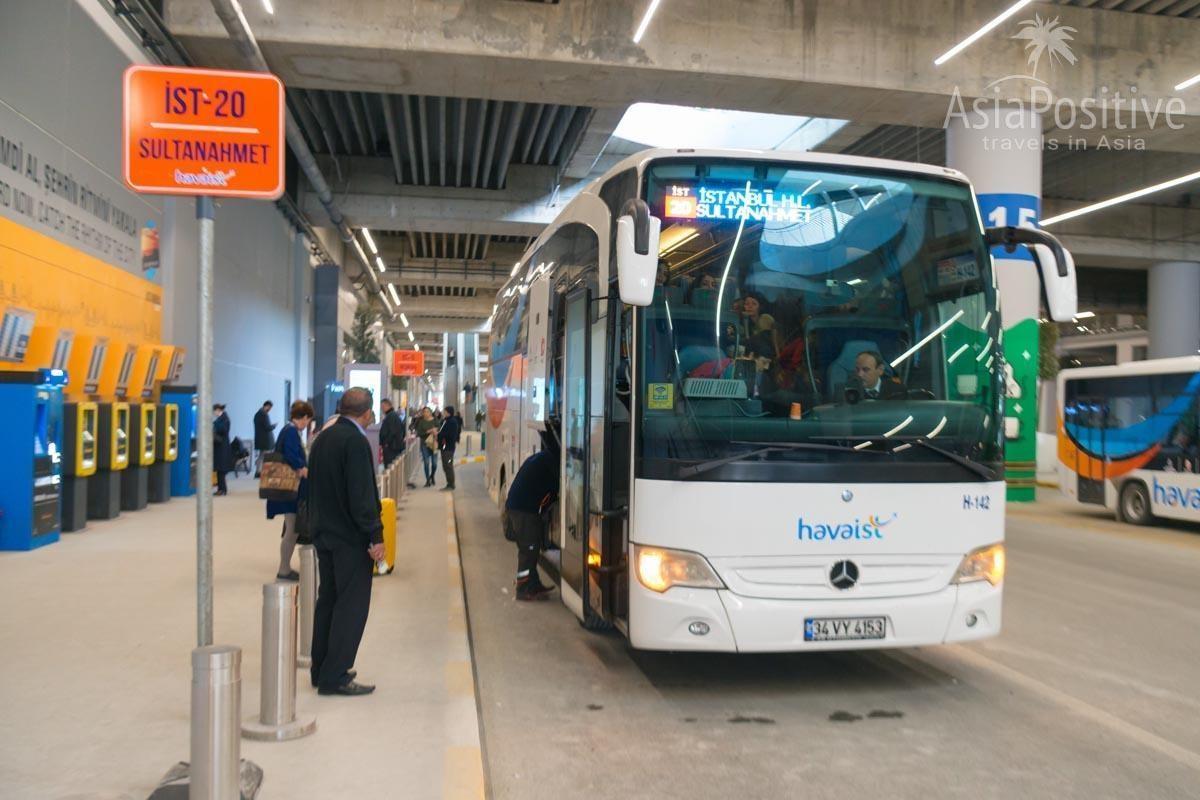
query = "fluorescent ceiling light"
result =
(407, 331, 415, 342)
(387, 283, 401, 305)
(1073, 311, 1095, 320)
(262, 0, 274, 14)
(891, 310, 966, 368)
(633, 0, 662, 44)
(614, 102, 844, 151)
(375, 256, 386, 273)
(361, 228, 377, 255)
(400, 312, 410, 327)
(934, 0, 1034, 66)
(1176, 72, 1200, 92)
(658, 225, 699, 256)
(414, 343, 420, 351)
(846, 278, 865, 286)
(1041, 169, 1200, 226)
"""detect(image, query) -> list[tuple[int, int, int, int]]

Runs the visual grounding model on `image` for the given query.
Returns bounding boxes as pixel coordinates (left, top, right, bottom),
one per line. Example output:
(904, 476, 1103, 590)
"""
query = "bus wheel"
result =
(1119, 481, 1153, 525)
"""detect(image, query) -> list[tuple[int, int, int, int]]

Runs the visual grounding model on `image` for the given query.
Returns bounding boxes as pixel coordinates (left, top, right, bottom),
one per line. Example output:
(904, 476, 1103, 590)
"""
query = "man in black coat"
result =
(851, 351, 908, 401)
(437, 405, 463, 491)
(253, 400, 276, 477)
(212, 403, 234, 496)
(307, 387, 385, 696)
(378, 398, 405, 468)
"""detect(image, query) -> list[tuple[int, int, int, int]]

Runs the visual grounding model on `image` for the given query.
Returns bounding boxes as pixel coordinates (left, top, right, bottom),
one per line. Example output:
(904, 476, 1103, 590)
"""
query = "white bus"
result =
(485, 148, 1077, 651)
(1057, 356, 1200, 526)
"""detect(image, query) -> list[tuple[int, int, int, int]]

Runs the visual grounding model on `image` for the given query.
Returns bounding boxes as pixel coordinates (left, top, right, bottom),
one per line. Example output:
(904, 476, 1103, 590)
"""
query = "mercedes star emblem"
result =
(830, 560, 859, 590)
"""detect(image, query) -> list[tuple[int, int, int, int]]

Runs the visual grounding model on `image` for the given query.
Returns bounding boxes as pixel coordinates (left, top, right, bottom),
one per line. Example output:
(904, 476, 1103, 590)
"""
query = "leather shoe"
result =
(318, 680, 375, 696)
(311, 670, 354, 688)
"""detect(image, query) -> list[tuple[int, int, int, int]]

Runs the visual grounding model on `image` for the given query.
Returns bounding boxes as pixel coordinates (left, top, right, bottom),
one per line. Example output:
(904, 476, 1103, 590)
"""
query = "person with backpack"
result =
(505, 427, 559, 600)
(437, 405, 463, 491)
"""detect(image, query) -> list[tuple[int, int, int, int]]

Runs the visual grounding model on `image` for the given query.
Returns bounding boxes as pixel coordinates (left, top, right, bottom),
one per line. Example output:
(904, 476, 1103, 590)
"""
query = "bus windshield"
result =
(637, 158, 1003, 482)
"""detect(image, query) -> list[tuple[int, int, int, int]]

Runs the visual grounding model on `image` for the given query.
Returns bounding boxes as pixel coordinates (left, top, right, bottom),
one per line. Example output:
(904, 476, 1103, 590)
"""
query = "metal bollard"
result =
(242, 583, 316, 741)
(190, 645, 241, 800)
(296, 545, 317, 668)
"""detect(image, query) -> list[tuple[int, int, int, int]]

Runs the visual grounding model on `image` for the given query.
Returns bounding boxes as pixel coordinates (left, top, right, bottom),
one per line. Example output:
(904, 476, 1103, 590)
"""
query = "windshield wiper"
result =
(809, 435, 998, 481)
(676, 441, 885, 479)
(899, 437, 998, 481)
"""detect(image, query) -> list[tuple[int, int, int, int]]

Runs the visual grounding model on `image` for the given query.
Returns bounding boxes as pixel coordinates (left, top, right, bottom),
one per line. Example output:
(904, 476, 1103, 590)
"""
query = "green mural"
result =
(1003, 318, 1039, 502)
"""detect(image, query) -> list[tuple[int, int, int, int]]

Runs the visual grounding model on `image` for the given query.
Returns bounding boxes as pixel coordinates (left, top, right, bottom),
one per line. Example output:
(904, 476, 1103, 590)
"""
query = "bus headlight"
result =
(634, 545, 724, 593)
(952, 543, 1006, 586)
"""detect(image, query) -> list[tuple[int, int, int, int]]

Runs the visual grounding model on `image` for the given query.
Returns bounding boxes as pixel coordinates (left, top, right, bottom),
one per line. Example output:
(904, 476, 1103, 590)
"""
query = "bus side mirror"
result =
(985, 226, 1078, 322)
(616, 198, 661, 307)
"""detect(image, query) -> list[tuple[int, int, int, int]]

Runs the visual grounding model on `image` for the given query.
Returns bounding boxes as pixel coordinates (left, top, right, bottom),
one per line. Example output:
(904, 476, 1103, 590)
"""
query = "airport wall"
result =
(0, 0, 318, 444)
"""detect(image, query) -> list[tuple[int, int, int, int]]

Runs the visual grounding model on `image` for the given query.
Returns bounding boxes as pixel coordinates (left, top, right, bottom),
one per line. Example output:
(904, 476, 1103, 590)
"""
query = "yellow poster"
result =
(647, 383, 674, 410)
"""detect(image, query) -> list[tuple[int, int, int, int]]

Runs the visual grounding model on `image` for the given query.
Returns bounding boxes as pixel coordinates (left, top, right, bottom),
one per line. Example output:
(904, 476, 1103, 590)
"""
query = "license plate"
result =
(804, 616, 887, 642)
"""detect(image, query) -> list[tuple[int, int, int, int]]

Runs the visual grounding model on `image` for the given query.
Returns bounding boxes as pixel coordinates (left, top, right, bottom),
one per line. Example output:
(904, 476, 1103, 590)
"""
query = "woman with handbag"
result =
(265, 400, 315, 581)
(414, 406, 440, 487)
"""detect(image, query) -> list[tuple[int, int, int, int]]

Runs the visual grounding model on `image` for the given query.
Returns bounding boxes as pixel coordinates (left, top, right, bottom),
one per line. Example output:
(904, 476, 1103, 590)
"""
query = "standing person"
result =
(414, 407, 439, 487)
(212, 403, 233, 496)
(378, 399, 405, 467)
(307, 388, 384, 696)
(438, 405, 463, 491)
(505, 428, 559, 600)
(266, 400, 314, 581)
(253, 400, 277, 477)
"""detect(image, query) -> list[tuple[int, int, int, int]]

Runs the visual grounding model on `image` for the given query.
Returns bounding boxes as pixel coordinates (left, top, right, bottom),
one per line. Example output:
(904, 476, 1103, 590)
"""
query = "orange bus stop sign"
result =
(123, 65, 285, 199)
(393, 350, 426, 377)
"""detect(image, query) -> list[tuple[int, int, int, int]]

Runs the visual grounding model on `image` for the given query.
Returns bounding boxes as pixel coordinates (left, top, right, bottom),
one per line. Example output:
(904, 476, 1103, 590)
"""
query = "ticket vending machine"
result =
(118, 345, 161, 511)
(0, 369, 66, 550)
(61, 402, 98, 531)
(65, 334, 109, 529)
(148, 403, 178, 503)
(161, 385, 197, 498)
(121, 403, 157, 511)
(89, 344, 136, 520)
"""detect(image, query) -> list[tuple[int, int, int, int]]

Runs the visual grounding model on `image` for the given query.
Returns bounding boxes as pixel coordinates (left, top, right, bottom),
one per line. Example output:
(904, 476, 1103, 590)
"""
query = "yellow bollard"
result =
(375, 497, 396, 575)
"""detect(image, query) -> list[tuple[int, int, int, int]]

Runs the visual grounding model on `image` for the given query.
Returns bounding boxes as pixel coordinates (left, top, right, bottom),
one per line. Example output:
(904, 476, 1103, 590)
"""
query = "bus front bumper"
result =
(627, 580, 1001, 652)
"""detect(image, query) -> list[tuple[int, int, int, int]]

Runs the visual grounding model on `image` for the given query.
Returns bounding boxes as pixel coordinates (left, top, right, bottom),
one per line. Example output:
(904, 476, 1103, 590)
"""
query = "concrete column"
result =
(460, 334, 479, 422)
(311, 264, 341, 421)
(1148, 261, 1200, 360)
(947, 108, 1042, 502)
(442, 333, 461, 412)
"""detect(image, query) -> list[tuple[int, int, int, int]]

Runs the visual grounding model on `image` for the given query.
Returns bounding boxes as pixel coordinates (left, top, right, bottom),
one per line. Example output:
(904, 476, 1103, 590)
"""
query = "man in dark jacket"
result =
(253, 400, 276, 477)
(437, 405, 463, 491)
(212, 403, 234, 496)
(307, 387, 384, 696)
(378, 398, 405, 467)
(505, 428, 559, 600)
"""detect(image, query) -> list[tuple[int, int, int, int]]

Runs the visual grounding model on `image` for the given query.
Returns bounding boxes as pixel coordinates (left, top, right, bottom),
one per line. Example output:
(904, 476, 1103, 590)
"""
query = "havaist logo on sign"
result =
(1152, 477, 1200, 510)
(798, 514, 897, 542)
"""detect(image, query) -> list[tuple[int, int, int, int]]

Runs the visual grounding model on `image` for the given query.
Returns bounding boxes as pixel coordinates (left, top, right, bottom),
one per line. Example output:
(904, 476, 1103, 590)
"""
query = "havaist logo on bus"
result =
(798, 514, 897, 542)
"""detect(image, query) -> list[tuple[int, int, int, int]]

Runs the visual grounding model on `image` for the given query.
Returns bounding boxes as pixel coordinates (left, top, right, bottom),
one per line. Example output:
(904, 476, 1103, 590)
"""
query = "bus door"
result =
(559, 284, 624, 625)
(560, 287, 590, 609)
(1075, 397, 1108, 505)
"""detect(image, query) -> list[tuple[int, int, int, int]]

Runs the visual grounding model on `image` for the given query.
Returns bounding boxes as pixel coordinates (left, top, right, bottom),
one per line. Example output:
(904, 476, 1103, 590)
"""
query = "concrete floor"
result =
(455, 471, 1200, 800)
(0, 473, 483, 800)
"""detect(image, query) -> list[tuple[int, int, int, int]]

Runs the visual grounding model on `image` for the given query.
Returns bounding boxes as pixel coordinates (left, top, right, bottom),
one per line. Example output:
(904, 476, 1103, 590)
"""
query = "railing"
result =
(377, 436, 419, 502)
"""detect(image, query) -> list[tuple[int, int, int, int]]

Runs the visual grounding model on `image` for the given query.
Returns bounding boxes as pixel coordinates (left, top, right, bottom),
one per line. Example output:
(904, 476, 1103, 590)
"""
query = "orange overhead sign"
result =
(123, 65, 285, 199)
(393, 350, 426, 377)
